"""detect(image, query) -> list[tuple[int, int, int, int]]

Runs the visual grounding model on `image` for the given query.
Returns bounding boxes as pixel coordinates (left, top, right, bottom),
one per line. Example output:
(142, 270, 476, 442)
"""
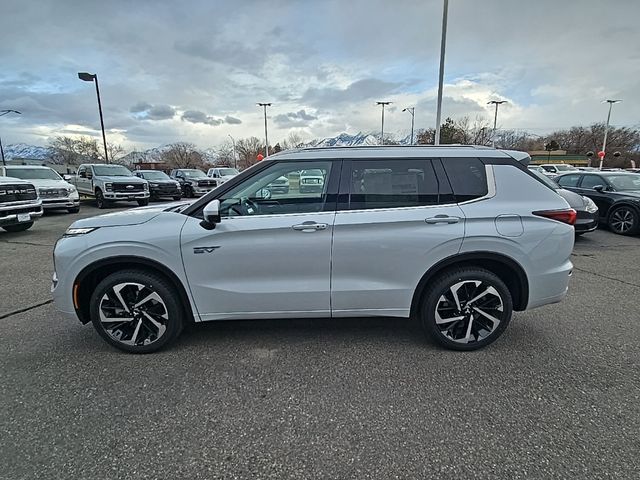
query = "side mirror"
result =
(79, 172, 86, 178)
(593, 185, 604, 192)
(200, 199, 221, 230)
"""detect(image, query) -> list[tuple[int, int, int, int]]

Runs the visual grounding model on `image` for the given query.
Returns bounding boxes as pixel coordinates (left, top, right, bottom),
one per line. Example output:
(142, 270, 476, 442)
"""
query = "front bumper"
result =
(269, 186, 290, 194)
(192, 187, 214, 196)
(0, 202, 44, 226)
(42, 197, 81, 209)
(103, 192, 150, 200)
(150, 186, 181, 197)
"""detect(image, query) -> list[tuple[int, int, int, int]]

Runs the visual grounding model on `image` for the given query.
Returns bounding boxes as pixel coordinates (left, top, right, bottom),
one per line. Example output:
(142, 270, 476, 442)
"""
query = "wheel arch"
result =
(410, 251, 529, 317)
(73, 256, 195, 325)
(608, 200, 640, 217)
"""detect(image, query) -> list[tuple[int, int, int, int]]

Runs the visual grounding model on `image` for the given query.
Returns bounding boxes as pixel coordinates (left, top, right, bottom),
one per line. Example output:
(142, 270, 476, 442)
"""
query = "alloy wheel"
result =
(434, 280, 504, 344)
(98, 282, 169, 347)
(610, 208, 635, 234)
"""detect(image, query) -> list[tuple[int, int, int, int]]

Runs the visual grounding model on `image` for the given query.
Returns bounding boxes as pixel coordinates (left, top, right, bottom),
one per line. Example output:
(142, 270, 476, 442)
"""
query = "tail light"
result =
(533, 209, 577, 226)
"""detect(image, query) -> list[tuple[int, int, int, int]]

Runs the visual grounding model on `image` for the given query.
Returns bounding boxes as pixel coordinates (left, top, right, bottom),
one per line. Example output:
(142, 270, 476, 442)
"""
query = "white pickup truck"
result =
(0, 176, 43, 232)
(71, 164, 149, 209)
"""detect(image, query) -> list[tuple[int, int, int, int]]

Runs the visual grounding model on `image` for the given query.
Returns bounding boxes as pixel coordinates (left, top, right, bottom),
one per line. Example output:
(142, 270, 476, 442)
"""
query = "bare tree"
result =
(215, 140, 235, 167)
(236, 137, 264, 170)
(160, 143, 205, 169)
(281, 131, 306, 150)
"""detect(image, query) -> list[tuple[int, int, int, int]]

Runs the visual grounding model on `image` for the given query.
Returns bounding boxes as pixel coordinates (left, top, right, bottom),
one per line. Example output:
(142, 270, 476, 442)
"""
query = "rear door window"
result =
(557, 174, 581, 188)
(349, 159, 439, 210)
(441, 158, 488, 202)
(580, 174, 606, 190)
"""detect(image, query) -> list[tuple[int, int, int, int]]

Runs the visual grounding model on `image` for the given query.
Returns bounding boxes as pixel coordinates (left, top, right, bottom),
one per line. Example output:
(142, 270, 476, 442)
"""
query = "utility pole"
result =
(488, 100, 507, 147)
(257, 103, 272, 157)
(376, 101, 391, 145)
(78, 72, 109, 163)
(228, 134, 237, 169)
(402, 107, 415, 145)
(0, 109, 21, 166)
(599, 99, 621, 170)
(434, 0, 449, 145)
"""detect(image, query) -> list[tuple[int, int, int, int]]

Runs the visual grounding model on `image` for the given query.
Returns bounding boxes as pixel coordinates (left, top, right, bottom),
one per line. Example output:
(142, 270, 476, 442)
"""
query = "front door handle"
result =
(425, 215, 460, 225)
(292, 222, 328, 232)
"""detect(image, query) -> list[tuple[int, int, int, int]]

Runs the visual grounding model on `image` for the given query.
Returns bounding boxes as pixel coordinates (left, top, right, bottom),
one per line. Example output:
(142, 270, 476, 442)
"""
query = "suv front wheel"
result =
(89, 269, 184, 353)
(421, 268, 512, 351)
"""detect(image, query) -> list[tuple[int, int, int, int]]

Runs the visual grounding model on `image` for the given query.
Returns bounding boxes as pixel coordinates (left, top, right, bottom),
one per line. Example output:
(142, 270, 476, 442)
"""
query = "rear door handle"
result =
(425, 215, 460, 224)
(292, 222, 328, 231)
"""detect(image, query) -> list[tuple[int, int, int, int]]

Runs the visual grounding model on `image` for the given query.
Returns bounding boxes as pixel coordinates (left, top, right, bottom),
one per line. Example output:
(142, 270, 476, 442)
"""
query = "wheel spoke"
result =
(142, 311, 167, 338)
(112, 284, 132, 313)
(134, 291, 163, 310)
(473, 307, 501, 327)
(466, 285, 498, 307)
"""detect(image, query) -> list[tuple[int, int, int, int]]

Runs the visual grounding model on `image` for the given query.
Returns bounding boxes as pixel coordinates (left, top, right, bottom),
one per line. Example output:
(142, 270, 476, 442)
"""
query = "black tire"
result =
(89, 269, 184, 353)
(608, 206, 639, 235)
(173, 196, 182, 201)
(420, 268, 513, 351)
(95, 189, 109, 209)
(67, 207, 80, 214)
(184, 185, 193, 198)
(2, 221, 34, 232)
(137, 199, 149, 207)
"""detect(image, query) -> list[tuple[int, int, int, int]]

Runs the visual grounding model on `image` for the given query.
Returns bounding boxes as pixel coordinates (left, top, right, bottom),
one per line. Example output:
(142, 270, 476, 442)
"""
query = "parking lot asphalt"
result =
(1, 200, 639, 479)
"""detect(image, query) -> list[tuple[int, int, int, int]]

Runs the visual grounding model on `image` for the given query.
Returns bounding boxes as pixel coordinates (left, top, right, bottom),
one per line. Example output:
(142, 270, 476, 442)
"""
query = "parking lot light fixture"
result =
(402, 107, 415, 145)
(376, 101, 392, 145)
(487, 100, 507, 147)
(0, 109, 22, 166)
(599, 99, 622, 170)
(257, 103, 272, 157)
(78, 72, 109, 164)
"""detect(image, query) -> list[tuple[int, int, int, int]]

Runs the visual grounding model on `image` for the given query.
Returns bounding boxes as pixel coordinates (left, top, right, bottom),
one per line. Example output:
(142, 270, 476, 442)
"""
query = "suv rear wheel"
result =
(421, 268, 512, 351)
(89, 269, 184, 353)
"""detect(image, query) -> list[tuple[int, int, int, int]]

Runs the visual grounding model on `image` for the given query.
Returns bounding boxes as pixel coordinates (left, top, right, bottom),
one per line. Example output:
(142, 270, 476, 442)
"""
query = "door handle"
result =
(292, 222, 328, 231)
(425, 215, 460, 225)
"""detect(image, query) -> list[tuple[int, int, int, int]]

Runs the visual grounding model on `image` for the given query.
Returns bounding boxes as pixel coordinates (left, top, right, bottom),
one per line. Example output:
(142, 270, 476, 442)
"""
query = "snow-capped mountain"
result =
(308, 132, 380, 147)
(3, 143, 51, 160)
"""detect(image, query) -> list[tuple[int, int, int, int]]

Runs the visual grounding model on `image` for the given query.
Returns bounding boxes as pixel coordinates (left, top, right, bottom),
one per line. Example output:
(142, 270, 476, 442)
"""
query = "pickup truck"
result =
(169, 169, 217, 197)
(0, 176, 43, 232)
(71, 164, 149, 209)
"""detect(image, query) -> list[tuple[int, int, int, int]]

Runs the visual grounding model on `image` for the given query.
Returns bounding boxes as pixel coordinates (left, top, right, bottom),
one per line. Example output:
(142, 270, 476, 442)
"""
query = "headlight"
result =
(143, 183, 149, 191)
(583, 196, 598, 214)
(67, 186, 77, 194)
(105, 183, 113, 192)
(150, 183, 159, 187)
(63, 227, 98, 237)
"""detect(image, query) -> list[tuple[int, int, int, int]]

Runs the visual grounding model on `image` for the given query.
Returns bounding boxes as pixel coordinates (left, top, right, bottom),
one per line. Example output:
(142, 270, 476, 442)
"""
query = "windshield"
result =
(219, 168, 239, 176)
(530, 170, 559, 190)
(182, 170, 207, 178)
(6, 167, 62, 180)
(141, 171, 170, 180)
(606, 175, 640, 191)
(556, 165, 576, 172)
(93, 165, 133, 176)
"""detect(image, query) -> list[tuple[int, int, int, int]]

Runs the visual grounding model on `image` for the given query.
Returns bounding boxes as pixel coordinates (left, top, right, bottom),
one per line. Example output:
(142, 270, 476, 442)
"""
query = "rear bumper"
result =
(575, 211, 598, 233)
(526, 259, 573, 309)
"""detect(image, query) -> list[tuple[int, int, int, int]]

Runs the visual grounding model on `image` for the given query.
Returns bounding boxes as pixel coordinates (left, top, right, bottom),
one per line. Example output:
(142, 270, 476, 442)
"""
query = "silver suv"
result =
(52, 146, 576, 353)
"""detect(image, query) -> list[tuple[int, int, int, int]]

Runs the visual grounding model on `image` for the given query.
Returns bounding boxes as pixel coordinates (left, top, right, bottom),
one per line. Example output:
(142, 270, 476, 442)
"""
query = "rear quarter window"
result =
(442, 158, 488, 202)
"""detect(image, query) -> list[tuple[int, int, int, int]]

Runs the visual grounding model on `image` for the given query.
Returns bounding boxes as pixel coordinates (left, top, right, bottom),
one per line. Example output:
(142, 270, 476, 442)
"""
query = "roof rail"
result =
(295, 144, 496, 153)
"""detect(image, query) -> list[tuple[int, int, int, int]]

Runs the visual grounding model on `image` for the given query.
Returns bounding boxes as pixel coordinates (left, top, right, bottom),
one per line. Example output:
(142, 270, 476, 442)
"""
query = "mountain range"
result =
(3, 131, 412, 164)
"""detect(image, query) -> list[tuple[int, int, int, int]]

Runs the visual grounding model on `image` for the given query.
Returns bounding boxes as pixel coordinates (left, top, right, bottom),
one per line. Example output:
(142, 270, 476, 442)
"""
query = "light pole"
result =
(488, 100, 507, 147)
(0, 109, 21, 166)
(376, 101, 392, 145)
(599, 99, 622, 170)
(402, 107, 415, 145)
(434, 0, 449, 145)
(257, 103, 272, 157)
(78, 72, 109, 163)
(228, 134, 237, 169)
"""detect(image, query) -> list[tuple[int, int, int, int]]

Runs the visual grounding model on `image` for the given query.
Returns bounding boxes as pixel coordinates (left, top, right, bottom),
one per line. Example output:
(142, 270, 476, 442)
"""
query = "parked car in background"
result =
(576, 167, 598, 171)
(527, 165, 546, 174)
(0, 165, 80, 213)
(170, 169, 216, 197)
(207, 167, 240, 186)
(70, 164, 149, 209)
(134, 170, 182, 201)
(299, 169, 325, 193)
(266, 175, 290, 195)
(529, 169, 598, 236)
(556, 171, 640, 235)
(539, 164, 579, 178)
(53, 146, 576, 354)
(0, 176, 43, 232)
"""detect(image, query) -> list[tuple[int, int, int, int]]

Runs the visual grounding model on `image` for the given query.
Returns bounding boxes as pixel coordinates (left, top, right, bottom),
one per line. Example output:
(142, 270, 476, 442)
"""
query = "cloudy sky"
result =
(1, 0, 638, 150)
